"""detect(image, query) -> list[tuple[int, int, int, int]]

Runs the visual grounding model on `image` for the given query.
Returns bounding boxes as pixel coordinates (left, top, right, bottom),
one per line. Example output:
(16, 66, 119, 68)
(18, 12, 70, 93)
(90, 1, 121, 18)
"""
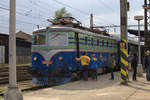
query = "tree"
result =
(53, 7, 72, 22)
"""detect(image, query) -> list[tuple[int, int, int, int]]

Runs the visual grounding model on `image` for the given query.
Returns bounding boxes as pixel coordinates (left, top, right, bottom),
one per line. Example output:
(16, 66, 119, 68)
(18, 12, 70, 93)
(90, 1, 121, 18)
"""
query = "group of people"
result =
(76, 50, 150, 82)
(129, 50, 150, 81)
(76, 52, 115, 81)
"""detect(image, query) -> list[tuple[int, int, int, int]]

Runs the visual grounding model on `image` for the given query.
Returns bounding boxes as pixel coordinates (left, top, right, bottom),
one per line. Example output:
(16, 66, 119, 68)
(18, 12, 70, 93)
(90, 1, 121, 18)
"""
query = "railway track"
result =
(0, 66, 32, 84)
(0, 85, 50, 97)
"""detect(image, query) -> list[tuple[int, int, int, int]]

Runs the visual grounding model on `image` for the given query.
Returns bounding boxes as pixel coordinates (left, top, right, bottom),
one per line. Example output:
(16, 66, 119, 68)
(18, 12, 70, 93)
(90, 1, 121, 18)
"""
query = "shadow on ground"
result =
(51, 73, 121, 91)
(128, 80, 150, 92)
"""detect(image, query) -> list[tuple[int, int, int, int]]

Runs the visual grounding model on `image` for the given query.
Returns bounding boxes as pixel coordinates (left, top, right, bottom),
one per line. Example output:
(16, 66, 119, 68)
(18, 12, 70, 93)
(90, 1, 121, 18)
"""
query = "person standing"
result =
(128, 52, 133, 71)
(108, 53, 115, 80)
(144, 50, 150, 81)
(90, 54, 98, 80)
(131, 53, 138, 81)
(76, 52, 91, 81)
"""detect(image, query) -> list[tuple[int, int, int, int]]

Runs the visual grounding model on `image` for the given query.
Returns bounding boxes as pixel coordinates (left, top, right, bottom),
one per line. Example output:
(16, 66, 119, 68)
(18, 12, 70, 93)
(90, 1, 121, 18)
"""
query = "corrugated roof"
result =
(16, 31, 32, 43)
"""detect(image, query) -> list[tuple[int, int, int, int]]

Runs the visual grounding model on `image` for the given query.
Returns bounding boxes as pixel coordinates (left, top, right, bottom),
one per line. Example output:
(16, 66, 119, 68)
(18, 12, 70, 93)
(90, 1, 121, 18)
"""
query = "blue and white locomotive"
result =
(31, 23, 119, 85)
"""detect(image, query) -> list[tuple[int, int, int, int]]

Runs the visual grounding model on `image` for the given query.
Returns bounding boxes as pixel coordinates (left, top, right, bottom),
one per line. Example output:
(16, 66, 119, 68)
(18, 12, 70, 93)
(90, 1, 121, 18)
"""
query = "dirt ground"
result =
(23, 72, 150, 100)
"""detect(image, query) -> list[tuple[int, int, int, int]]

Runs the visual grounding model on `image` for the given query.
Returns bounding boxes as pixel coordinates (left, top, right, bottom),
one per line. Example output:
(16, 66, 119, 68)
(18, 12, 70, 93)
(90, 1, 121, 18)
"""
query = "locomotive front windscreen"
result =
(33, 34, 46, 45)
(48, 32, 68, 46)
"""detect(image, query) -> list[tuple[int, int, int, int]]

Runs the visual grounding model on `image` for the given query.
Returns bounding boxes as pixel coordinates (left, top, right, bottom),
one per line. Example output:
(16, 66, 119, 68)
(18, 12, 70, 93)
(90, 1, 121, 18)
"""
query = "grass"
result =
(0, 96, 3, 100)
(0, 86, 7, 93)
(0, 86, 7, 100)
(0, 64, 8, 67)
(16, 63, 31, 67)
(0, 80, 36, 99)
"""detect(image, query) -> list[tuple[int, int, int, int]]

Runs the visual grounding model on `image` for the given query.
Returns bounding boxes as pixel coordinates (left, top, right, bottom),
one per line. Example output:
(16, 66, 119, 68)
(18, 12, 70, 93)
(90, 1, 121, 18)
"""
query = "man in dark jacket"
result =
(144, 50, 150, 81)
(108, 53, 115, 80)
(131, 53, 138, 81)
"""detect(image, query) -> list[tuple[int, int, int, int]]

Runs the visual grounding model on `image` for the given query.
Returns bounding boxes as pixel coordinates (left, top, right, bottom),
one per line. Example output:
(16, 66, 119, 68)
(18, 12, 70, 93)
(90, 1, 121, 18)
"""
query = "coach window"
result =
(91, 38, 93, 46)
(85, 36, 88, 45)
(33, 34, 46, 45)
(48, 32, 68, 46)
(97, 39, 99, 46)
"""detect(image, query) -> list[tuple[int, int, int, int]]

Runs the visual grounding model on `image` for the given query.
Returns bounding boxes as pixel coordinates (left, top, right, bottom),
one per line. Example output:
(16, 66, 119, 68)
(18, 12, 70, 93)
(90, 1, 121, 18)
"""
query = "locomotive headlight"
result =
(46, 64, 49, 66)
(58, 56, 63, 61)
(33, 57, 37, 61)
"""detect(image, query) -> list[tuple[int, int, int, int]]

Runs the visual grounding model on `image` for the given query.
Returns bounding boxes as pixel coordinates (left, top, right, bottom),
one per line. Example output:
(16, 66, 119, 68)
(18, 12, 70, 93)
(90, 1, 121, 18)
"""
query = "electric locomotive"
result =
(30, 18, 119, 85)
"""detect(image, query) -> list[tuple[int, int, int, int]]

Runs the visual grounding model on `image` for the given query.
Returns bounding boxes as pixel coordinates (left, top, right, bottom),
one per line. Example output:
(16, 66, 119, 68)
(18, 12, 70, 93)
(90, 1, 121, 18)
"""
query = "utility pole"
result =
(144, 0, 149, 51)
(120, 0, 127, 40)
(4, 0, 23, 100)
(120, 0, 128, 85)
(37, 25, 40, 29)
(90, 14, 93, 30)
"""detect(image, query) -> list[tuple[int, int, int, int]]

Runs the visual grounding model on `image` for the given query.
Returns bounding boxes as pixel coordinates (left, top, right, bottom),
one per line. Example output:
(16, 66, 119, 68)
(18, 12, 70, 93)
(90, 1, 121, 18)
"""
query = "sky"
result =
(0, 0, 144, 35)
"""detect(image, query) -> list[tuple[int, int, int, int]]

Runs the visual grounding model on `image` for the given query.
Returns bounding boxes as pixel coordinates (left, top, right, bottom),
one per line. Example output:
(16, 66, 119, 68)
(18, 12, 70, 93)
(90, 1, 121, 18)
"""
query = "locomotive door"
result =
(75, 32, 80, 70)
(75, 32, 80, 58)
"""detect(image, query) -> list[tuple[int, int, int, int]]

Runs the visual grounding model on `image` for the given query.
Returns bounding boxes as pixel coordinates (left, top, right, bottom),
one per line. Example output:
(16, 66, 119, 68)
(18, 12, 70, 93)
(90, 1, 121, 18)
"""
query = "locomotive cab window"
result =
(33, 34, 46, 45)
(48, 32, 68, 46)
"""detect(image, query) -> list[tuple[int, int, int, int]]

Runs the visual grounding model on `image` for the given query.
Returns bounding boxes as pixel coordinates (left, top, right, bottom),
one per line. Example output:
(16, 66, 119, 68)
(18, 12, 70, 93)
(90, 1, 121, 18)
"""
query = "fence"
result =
(0, 46, 5, 64)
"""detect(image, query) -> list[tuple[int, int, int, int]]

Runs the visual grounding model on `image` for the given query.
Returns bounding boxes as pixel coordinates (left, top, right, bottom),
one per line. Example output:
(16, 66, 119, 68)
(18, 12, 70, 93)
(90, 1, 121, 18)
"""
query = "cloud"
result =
(0, 0, 144, 34)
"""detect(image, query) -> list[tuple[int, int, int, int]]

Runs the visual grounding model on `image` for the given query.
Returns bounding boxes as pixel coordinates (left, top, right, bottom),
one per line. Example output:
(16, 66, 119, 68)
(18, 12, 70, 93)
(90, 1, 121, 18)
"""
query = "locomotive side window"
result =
(33, 34, 46, 45)
(48, 32, 68, 46)
(97, 39, 99, 46)
(91, 38, 93, 46)
(102, 40, 104, 47)
(85, 36, 88, 45)
(107, 41, 109, 47)
(110, 42, 112, 47)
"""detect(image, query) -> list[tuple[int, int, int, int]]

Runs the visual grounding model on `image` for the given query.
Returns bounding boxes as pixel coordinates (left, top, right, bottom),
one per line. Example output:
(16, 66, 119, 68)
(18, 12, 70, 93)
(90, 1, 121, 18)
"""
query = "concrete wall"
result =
(0, 46, 5, 64)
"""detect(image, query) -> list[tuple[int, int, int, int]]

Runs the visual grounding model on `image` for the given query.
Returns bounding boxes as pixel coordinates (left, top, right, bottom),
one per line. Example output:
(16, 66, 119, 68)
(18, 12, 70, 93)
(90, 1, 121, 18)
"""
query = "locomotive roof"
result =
(33, 26, 117, 41)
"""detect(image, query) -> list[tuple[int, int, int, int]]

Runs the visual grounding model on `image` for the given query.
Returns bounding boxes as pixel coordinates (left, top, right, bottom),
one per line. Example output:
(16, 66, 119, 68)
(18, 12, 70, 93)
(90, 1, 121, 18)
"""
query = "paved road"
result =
(24, 72, 150, 100)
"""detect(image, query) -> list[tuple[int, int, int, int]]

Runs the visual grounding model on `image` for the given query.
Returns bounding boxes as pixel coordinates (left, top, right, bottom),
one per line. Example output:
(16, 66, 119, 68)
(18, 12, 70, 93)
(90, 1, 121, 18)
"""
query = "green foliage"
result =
(53, 7, 72, 21)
